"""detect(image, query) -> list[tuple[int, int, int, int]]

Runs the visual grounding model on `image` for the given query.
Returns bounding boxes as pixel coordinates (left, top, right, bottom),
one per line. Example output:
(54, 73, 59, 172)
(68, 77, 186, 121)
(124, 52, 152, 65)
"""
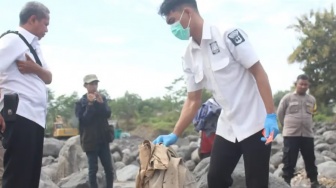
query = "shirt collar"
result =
(190, 22, 212, 49)
(17, 27, 39, 45)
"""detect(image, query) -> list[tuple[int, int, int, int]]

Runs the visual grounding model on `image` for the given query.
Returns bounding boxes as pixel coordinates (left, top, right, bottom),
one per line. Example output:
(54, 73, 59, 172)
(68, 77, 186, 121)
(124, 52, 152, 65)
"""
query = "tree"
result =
(109, 91, 142, 130)
(164, 76, 187, 110)
(164, 76, 213, 110)
(273, 90, 290, 108)
(98, 89, 111, 100)
(288, 6, 336, 106)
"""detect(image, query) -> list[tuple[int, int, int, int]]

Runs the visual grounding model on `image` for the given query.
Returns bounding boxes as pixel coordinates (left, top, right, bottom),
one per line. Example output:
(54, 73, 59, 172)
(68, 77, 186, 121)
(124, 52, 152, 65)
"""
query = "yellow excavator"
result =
(53, 115, 79, 139)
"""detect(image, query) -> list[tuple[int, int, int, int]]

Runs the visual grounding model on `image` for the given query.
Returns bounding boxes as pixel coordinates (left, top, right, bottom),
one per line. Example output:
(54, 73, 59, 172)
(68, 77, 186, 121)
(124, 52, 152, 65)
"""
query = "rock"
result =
(297, 152, 325, 171)
(269, 164, 276, 173)
(321, 150, 336, 161)
(231, 172, 290, 188)
(271, 144, 282, 156)
(55, 136, 88, 183)
(315, 143, 331, 152)
(112, 151, 122, 162)
(185, 160, 196, 171)
(194, 157, 289, 188)
(110, 143, 122, 156)
(316, 127, 327, 135)
(57, 169, 106, 188)
(115, 161, 126, 170)
(43, 138, 65, 158)
(175, 138, 190, 147)
(116, 164, 139, 182)
(193, 157, 211, 181)
(330, 144, 336, 154)
(41, 162, 59, 183)
(323, 131, 336, 144)
(270, 152, 283, 168)
(122, 149, 135, 166)
(274, 134, 284, 145)
(178, 145, 193, 161)
(191, 149, 200, 164)
(187, 135, 199, 142)
(189, 142, 199, 152)
(170, 145, 179, 152)
(114, 181, 136, 188)
(39, 171, 58, 188)
(317, 161, 336, 179)
(42, 156, 55, 166)
(273, 163, 284, 178)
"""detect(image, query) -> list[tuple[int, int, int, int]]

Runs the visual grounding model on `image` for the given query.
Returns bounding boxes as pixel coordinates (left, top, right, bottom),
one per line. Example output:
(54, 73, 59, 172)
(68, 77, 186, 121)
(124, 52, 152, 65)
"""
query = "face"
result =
(295, 79, 309, 95)
(166, 8, 191, 29)
(30, 14, 49, 39)
(85, 81, 98, 93)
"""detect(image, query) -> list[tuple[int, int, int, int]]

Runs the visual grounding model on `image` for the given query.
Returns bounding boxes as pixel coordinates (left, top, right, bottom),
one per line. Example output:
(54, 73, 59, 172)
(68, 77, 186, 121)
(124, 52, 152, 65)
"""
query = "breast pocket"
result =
(210, 52, 230, 72)
(288, 101, 300, 114)
(305, 102, 314, 114)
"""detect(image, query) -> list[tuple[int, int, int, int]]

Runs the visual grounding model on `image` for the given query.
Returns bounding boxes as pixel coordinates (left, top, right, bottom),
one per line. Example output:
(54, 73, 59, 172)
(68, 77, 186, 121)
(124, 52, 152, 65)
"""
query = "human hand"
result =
(0, 114, 6, 133)
(153, 133, 178, 146)
(87, 93, 96, 103)
(94, 92, 103, 103)
(261, 113, 279, 144)
(16, 54, 39, 74)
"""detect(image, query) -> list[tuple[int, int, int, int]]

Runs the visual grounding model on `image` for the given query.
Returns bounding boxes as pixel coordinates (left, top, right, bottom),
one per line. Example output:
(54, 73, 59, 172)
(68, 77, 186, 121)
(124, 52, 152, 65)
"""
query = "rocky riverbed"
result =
(40, 122, 336, 188)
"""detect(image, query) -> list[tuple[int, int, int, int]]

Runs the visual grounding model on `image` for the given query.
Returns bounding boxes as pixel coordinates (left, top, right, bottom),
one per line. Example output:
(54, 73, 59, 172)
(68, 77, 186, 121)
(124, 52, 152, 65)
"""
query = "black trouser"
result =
(208, 130, 271, 188)
(282, 137, 318, 182)
(86, 143, 114, 188)
(2, 115, 44, 188)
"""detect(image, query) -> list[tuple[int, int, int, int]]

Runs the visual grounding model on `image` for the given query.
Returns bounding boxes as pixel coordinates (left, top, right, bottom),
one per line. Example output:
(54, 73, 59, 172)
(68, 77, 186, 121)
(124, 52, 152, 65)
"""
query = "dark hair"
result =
(297, 74, 309, 81)
(19, 1, 50, 25)
(158, 0, 198, 17)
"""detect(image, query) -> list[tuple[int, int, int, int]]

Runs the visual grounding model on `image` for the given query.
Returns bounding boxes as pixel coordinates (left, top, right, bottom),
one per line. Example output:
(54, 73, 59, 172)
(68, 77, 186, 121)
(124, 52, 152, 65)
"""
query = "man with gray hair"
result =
(0, 1, 52, 187)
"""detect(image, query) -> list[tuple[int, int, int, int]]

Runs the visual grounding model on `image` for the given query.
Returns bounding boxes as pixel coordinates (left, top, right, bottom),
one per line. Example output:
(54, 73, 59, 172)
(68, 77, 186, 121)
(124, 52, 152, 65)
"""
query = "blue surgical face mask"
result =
(170, 10, 191, 40)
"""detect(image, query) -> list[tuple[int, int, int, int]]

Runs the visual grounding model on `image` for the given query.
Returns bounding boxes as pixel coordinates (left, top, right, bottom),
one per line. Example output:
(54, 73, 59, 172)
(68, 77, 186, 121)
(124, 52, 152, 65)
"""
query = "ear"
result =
(29, 15, 39, 24)
(184, 7, 193, 16)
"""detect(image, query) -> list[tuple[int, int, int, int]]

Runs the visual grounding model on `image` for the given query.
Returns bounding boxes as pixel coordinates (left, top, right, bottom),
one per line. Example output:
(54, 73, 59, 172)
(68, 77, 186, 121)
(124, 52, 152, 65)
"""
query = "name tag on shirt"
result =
(209, 41, 220, 55)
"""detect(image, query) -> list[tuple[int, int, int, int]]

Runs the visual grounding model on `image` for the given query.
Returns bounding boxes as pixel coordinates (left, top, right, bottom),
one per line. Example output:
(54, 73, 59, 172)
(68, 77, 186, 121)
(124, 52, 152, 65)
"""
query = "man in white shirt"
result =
(0, 1, 52, 188)
(153, 0, 279, 187)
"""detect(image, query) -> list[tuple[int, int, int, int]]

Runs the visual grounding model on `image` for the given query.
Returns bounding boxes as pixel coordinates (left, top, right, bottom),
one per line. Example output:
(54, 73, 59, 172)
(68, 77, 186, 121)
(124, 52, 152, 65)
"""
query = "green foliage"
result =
(46, 89, 79, 135)
(288, 6, 336, 106)
(313, 113, 333, 122)
(273, 90, 290, 107)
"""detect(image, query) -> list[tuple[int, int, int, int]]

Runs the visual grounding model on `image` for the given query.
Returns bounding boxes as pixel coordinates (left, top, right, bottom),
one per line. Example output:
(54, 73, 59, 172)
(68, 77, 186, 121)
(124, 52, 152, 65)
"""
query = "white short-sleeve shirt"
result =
(183, 23, 267, 142)
(0, 27, 50, 128)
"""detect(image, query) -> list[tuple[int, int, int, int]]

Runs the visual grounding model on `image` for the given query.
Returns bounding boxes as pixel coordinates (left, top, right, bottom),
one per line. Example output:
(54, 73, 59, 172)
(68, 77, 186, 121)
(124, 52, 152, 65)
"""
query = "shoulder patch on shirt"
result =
(227, 29, 245, 46)
(209, 41, 220, 55)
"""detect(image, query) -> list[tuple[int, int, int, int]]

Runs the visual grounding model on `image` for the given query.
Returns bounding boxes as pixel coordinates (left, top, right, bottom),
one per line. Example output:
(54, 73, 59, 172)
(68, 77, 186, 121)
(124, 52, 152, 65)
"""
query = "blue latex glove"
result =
(261, 113, 279, 142)
(153, 133, 178, 146)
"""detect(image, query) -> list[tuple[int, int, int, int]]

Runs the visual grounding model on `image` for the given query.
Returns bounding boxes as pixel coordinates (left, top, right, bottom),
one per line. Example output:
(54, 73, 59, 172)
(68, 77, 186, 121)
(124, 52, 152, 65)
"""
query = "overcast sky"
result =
(1, 0, 335, 99)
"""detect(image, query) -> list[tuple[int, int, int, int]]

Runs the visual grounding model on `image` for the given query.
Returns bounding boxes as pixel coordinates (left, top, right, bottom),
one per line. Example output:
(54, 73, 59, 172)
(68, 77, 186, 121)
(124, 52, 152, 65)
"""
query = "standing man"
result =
(0, 2, 52, 188)
(277, 74, 324, 188)
(153, 0, 279, 187)
(75, 74, 114, 188)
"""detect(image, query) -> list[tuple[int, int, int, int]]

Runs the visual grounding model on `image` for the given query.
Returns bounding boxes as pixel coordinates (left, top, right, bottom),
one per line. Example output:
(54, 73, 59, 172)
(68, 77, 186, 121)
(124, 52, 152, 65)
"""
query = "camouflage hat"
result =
(83, 74, 99, 84)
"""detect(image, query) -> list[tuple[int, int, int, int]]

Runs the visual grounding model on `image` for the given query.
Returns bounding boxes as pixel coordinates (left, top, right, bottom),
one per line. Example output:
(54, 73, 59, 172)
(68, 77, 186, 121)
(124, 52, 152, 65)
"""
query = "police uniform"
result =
(183, 23, 270, 187)
(0, 27, 50, 188)
(277, 92, 319, 183)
